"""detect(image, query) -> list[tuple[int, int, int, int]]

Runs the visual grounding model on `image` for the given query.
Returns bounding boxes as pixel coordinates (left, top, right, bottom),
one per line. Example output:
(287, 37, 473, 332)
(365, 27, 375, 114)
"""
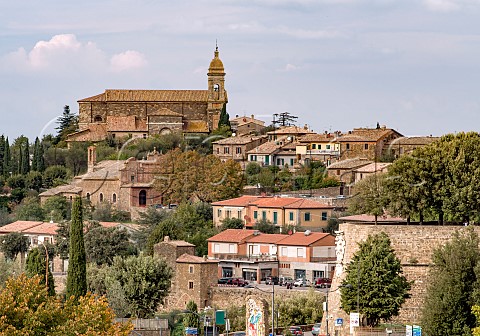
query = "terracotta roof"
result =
(246, 141, 283, 155)
(176, 253, 218, 263)
(106, 116, 148, 132)
(283, 198, 334, 209)
(148, 108, 184, 117)
(163, 240, 195, 247)
(213, 136, 264, 145)
(23, 222, 59, 235)
(354, 162, 391, 173)
(327, 159, 372, 170)
(231, 116, 265, 127)
(386, 136, 439, 146)
(207, 229, 257, 243)
(298, 133, 340, 143)
(39, 184, 83, 197)
(246, 234, 288, 244)
(253, 197, 333, 209)
(338, 128, 403, 142)
(80, 160, 125, 180)
(66, 124, 108, 142)
(0, 221, 44, 234)
(267, 126, 314, 135)
(339, 214, 406, 223)
(78, 89, 209, 103)
(276, 232, 334, 246)
(211, 195, 261, 207)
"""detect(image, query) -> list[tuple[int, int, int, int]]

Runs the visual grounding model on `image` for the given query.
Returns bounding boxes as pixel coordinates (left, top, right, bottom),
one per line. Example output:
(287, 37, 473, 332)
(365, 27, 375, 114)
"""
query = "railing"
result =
(212, 253, 277, 261)
(114, 318, 168, 330)
(310, 257, 336, 262)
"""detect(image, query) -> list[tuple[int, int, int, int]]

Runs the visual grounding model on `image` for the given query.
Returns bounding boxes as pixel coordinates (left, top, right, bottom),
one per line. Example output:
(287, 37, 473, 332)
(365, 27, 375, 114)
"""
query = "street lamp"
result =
(324, 284, 351, 336)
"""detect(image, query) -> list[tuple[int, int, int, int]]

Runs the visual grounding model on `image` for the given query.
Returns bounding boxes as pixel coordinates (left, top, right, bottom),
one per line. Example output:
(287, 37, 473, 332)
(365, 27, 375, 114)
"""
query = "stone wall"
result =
(323, 222, 477, 335)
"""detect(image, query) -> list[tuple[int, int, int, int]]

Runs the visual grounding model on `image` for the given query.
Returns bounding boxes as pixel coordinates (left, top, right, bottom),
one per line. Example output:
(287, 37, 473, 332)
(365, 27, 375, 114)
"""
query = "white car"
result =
(293, 278, 308, 287)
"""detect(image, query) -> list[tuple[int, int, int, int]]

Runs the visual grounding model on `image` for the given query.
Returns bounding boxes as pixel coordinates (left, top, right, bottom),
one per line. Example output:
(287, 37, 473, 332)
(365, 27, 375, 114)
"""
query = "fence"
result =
(115, 318, 169, 336)
(354, 326, 406, 336)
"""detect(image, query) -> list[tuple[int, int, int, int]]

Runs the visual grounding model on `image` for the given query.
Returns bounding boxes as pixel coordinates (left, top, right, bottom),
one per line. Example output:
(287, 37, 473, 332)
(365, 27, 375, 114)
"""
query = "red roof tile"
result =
(176, 253, 218, 263)
(246, 234, 288, 244)
(211, 196, 261, 207)
(23, 222, 59, 236)
(207, 229, 257, 243)
(0, 221, 44, 234)
(276, 232, 334, 246)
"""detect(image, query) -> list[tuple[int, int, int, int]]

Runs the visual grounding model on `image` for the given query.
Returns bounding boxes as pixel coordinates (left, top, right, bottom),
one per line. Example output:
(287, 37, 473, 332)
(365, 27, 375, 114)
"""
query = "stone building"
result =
(230, 115, 266, 135)
(66, 47, 227, 145)
(39, 146, 164, 219)
(384, 136, 440, 159)
(154, 237, 218, 310)
(213, 135, 267, 167)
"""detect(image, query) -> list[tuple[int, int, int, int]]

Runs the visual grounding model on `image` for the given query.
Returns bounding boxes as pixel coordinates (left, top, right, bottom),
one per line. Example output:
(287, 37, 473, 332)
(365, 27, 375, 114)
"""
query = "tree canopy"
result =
(340, 232, 411, 327)
(0, 232, 29, 261)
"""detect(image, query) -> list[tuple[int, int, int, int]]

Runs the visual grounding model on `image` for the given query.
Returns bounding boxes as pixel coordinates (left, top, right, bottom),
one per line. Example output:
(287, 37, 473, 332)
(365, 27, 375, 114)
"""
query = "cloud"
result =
(110, 50, 147, 72)
(1, 34, 146, 74)
(423, 0, 460, 12)
(283, 63, 299, 71)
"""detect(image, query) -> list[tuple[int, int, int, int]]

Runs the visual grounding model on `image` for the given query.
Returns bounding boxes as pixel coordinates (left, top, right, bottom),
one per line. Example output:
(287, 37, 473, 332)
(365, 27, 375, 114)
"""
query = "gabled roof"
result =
(78, 89, 209, 103)
(386, 136, 439, 146)
(246, 234, 288, 244)
(207, 229, 257, 243)
(211, 195, 333, 209)
(213, 136, 264, 145)
(211, 195, 261, 207)
(267, 126, 314, 136)
(276, 232, 334, 247)
(176, 253, 218, 263)
(354, 162, 391, 173)
(327, 158, 372, 170)
(39, 184, 83, 197)
(0, 221, 44, 234)
(23, 222, 59, 236)
(246, 141, 283, 155)
(298, 133, 340, 143)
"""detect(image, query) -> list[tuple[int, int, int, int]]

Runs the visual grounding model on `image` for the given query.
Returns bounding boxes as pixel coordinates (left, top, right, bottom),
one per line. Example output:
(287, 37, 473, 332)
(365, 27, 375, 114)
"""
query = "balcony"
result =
(213, 253, 277, 262)
(310, 257, 336, 263)
(307, 150, 340, 156)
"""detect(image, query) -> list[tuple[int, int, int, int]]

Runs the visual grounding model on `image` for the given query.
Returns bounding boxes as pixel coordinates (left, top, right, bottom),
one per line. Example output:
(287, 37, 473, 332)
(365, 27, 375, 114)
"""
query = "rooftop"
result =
(213, 135, 265, 145)
(79, 89, 209, 103)
(207, 229, 257, 243)
(327, 158, 373, 170)
(176, 253, 218, 263)
(354, 162, 391, 173)
(276, 232, 335, 246)
(0, 221, 45, 234)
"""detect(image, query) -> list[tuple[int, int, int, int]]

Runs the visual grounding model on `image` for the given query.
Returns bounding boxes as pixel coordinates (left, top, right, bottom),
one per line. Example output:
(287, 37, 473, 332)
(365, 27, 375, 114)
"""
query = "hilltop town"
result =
(1, 47, 480, 336)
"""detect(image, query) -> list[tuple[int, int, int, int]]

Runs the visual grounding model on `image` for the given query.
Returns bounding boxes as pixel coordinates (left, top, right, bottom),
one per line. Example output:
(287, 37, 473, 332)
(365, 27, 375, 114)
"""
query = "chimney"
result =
(304, 124, 308, 130)
(251, 114, 255, 120)
(87, 146, 96, 173)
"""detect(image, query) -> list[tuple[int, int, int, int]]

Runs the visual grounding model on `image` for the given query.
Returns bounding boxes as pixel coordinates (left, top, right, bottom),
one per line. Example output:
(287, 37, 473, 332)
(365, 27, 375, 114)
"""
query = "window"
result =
(250, 155, 257, 161)
(297, 248, 304, 257)
(94, 115, 103, 122)
(139, 190, 147, 206)
(226, 210, 231, 218)
(217, 209, 222, 218)
(237, 210, 242, 218)
(131, 175, 135, 182)
(364, 143, 369, 150)
(99, 193, 104, 202)
(281, 247, 288, 256)
(262, 211, 267, 221)
(326, 144, 331, 149)
(253, 211, 258, 219)
(304, 212, 311, 221)
(290, 158, 294, 166)
(32, 236, 38, 245)
(236, 147, 242, 154)
(214, 244, 220, 253)
(216, 148, 220, 154)
(112, 193, 117, 203)
(336, 169, 340, 175)
(224, 147, 230, 154)
(346, 143, 350, 150)
(318, 144, 322, 149)
(273, 211, 278, 224)
(289, 212, 294, 221)
(312, 144, 316, 149)
(44, 237, 51, 244)
(321, 212, 328, 221)
(143, 134, 147, 139)
(189, 265, 194, 274)
(229, 244, 235, 253)
(189, 281, 194, 289)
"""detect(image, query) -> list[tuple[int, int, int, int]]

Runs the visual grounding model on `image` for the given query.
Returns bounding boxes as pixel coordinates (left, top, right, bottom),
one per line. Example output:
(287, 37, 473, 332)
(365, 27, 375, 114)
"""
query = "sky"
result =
(1, 0, 480, 141)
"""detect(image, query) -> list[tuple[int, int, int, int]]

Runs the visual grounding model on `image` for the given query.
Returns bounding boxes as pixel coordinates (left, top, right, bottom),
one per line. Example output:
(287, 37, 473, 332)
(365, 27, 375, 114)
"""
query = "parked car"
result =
(218, 277, 231, 284)
(233, 332, 246, 336)
(227, 278, 249, 287)
(293, 278, 309, 287)
(280, 277, 294, 286)
(311, 323, 321, 336)
(288, 326, 303, 336)
(314, 277, 332, 288)
(265, 276, 279, 285)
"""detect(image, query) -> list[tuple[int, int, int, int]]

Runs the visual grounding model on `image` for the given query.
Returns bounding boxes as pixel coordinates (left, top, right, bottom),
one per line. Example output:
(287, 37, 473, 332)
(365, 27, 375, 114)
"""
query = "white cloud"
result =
(284, 63, 299, 71)
(110, 50, 147, 72)
(423, 0, 460, 12)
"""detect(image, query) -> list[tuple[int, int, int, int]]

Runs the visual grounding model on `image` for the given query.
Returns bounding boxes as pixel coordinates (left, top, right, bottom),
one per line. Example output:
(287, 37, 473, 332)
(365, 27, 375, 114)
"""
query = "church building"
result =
(66, 47, 227, 144)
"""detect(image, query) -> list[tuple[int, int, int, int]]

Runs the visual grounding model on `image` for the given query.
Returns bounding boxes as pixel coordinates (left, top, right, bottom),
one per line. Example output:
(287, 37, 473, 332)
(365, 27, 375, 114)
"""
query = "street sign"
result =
(216, 310, 226, 325)
(350, 313, 360, 327)
(226, 319, 230, 331)
(185, 327, 198, 335)
(335, 318, 343, 326)
(406, 325, 412, 336)
(413, 325, 422, 336)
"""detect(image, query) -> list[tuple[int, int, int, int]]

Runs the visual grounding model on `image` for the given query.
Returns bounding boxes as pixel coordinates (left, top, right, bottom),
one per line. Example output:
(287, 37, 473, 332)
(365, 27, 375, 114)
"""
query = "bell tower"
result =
(207, 44, 227, 131)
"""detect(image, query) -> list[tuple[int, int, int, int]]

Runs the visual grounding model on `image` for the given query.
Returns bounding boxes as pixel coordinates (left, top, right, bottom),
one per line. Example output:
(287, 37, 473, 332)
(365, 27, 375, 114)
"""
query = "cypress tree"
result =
(0, 135, 4, 173)
(66, 196, 87, 300)
(37, 139, 45, 172)
(217, 104, 231, 129)
(25, 247, 55, 295)
(3, 138, 10, 177)
(32, 137, 39, 171)
(21, 139, 30, 174)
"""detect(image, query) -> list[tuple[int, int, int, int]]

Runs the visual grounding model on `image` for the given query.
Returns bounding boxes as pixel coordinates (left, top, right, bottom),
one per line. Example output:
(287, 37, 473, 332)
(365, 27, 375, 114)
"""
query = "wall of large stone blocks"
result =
(323, 223, 478, 335)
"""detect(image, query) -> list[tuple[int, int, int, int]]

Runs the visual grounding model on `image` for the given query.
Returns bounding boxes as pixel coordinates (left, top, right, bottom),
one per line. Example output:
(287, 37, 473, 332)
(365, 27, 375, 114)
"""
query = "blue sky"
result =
(1, 0, 480, 140)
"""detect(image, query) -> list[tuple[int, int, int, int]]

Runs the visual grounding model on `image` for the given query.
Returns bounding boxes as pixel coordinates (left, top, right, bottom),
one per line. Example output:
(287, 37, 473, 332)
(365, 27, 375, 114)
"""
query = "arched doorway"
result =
(139, 190, 147, 207)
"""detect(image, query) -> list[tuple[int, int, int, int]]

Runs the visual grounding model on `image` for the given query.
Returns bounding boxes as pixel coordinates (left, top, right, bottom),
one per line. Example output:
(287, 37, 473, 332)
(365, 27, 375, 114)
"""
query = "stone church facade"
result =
(67, 47, 227, 144)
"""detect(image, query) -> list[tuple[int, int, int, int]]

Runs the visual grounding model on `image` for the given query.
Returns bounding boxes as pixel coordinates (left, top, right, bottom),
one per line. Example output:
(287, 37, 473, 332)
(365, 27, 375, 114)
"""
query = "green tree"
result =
(0, 273, 133, 335)
(54, 221, 70, 260)
(422, 228, 480, 335)
(43, 195, 71, 222)
(277, 288, 323, 327)
(348, 174, 388, 224)
(218, 104, 231, 129)
(340, 232, 411, 327)
(25, 247, 55, 295)
(184, 301, 200, 330)
(2, 137, 10, 177)
(25, 171, 43, 192)
(6, 174, 25, 190)
(0, 232, 29, 261)
(43, 165, 69, 189)
(254, 218, 277, 234)
(55, 105, 78, 145)
(85, 225, 137, 265)
(88, 254, 173, 318)
(14, 196, 45, 221)
(277, 111, 298, 127)
(66, 196, 87, 300)
(245, 162, 262, 176)
(221, 217, 244, 230)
